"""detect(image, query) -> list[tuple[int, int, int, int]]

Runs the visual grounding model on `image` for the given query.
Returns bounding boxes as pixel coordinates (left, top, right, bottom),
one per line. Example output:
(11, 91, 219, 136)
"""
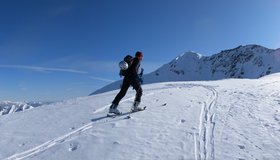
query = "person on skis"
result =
(109, 51, 144, 115)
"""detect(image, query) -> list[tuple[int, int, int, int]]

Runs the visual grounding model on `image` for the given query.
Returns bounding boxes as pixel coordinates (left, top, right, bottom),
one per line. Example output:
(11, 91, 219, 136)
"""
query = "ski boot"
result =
(109, 104, 122, 115)
(131, 101, 144, 112)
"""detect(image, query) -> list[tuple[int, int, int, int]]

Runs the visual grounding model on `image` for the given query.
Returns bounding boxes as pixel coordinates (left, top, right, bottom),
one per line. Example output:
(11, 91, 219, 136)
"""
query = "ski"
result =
(106, 113, 120, 118)
(107, 106, 146, 119)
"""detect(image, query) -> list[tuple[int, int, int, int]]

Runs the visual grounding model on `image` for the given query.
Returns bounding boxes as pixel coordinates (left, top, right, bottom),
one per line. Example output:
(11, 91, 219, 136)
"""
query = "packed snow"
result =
(1, 73, 280, 160)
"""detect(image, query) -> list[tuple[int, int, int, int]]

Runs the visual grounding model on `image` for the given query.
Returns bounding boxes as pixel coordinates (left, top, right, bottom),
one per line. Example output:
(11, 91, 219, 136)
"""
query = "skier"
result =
(109, 51, 144, 115)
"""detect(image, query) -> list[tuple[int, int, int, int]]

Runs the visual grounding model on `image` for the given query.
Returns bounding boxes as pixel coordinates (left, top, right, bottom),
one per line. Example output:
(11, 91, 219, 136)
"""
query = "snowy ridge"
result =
(147, 44, 280, 82)
(0, 101, 51, 116)
(92, 44, 280, 95)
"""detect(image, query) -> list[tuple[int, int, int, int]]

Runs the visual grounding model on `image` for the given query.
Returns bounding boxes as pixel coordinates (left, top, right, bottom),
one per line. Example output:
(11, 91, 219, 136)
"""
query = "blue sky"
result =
(1, 0, 280, 101)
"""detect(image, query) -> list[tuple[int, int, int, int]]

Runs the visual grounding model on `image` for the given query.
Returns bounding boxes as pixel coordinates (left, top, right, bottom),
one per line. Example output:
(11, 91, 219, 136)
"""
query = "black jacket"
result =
(125, 57, 140, 79)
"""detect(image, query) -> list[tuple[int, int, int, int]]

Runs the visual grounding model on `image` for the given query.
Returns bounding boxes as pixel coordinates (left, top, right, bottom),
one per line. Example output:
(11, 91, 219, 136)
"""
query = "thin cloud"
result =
(90, 76, 115, 83)
(41, 56, 118, 73)
(0, 65, 87, 74)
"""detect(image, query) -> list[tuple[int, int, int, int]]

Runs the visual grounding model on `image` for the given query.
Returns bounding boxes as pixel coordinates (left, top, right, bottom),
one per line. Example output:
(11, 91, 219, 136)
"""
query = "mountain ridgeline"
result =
(0, 101, 52, 116)
(92, 44, 280, 94)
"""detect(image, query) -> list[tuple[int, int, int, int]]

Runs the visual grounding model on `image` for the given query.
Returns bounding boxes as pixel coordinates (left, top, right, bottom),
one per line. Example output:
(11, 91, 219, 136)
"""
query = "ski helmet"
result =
(119, 61, 129, 70)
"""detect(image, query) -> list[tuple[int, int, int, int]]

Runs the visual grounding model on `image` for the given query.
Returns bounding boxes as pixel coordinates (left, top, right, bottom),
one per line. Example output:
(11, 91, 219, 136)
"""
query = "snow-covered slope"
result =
(1, 74, 280, 160)
(92, 44, 280, 94)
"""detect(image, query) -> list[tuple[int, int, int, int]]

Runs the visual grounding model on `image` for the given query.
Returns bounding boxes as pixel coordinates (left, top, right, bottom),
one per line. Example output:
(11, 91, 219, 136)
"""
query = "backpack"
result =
(119, 55, 133, 77)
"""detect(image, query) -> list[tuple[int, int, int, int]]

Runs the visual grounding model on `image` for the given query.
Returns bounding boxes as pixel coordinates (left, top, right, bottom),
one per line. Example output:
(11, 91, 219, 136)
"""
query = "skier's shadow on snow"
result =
(91, 116, 109, 122)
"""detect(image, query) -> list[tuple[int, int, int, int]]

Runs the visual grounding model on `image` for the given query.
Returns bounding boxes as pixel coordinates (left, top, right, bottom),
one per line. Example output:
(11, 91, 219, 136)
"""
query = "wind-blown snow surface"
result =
(1, 74, 280, 160)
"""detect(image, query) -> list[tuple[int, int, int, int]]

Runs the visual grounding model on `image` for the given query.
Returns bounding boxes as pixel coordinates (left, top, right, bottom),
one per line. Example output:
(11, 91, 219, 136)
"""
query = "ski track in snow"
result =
(4, 123, 93, 160)
(3, 112, 132, 160)
(192, 85, 217, 160)
(3, 93, 156, 160)
(170, 83, 218, 160)
(3, 112, 120, 159)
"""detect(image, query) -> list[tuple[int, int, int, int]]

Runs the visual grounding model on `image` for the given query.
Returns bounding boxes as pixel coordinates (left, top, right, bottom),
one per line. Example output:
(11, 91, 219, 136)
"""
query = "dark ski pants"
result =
(112, 77, 142, 107)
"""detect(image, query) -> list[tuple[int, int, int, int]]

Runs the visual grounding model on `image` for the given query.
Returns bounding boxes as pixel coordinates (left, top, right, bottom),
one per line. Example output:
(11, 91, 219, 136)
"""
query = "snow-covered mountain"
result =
(148, 44, 280, 82)
(1, 73, 280, 160)
(92, 44, 280, 94)
(0, 101, 52, 116)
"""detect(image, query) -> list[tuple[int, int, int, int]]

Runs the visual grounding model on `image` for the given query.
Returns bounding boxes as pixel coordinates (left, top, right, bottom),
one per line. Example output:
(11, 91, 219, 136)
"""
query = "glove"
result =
(139, 68, 144, 77)
(139, 77, 143, 84)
